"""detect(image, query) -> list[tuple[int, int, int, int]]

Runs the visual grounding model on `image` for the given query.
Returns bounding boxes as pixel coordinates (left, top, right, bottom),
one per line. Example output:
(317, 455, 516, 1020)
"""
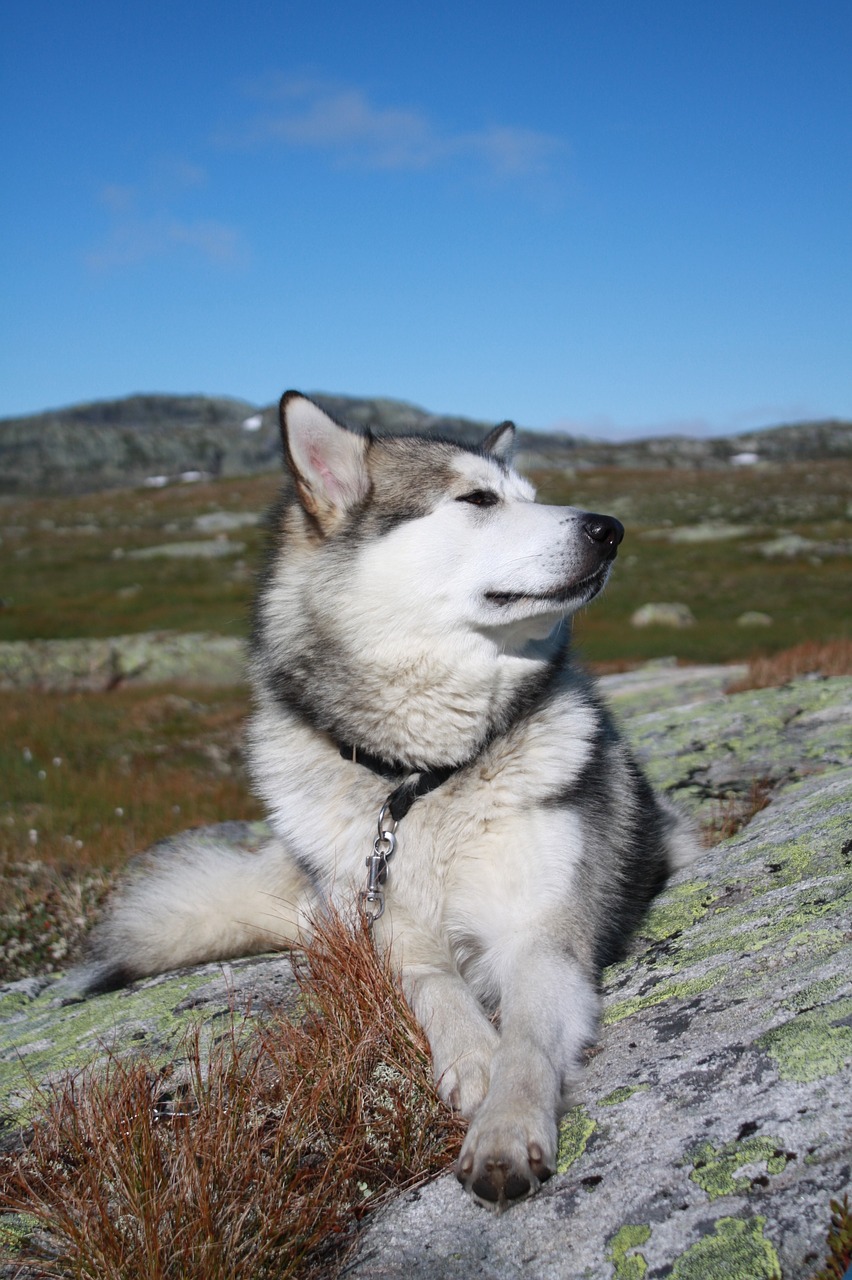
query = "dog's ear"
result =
(280, 392, 370, 532)
(481, 420, 515, 461)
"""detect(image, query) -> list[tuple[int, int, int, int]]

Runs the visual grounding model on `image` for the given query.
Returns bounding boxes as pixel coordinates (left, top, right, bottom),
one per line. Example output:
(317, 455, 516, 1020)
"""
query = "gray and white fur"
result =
(82, 392, 693, 1209)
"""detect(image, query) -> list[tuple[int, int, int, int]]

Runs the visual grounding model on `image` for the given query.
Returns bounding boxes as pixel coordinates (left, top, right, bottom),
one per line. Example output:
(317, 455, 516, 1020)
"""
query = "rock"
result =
(642, 522, 754, 543)
(193, 511, 261, 533)
(122, 538, 246, 559)
(737, 611, 773, 627)
(631, 602, 696, 628)
(1, 672, 850, 1277)
(344, 673, 852, 1279)
(757, 534, 818, 558)
(601, 662, 747, 714)
(757, 534, 851, 559)
(0, 631, 246, 692)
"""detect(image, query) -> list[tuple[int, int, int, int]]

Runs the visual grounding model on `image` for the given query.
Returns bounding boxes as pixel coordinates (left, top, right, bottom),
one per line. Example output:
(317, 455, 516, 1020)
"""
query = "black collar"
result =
(338, 740, 461, 822)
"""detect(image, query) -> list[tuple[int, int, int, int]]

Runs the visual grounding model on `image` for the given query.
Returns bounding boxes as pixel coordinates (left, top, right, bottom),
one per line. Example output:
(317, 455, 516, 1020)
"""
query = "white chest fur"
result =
(249, 682, 597, 1005)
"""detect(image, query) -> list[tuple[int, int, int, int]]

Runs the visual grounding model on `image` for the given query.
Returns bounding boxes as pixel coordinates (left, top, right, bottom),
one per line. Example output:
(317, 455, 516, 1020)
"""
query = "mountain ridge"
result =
(1, 391, 849, 495)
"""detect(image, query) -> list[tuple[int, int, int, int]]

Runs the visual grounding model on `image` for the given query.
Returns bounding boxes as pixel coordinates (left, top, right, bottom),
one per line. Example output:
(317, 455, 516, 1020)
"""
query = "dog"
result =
(81, 392, 693, 1209)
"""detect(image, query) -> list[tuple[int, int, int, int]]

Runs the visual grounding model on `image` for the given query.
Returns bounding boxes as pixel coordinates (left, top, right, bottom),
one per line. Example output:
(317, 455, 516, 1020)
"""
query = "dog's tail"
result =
(74, 830, 312, 995)
(659, 796, 701, 872)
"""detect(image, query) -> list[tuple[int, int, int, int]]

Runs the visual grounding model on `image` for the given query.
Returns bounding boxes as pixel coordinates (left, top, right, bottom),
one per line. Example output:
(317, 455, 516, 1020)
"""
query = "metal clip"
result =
(363, 805, 397, 925)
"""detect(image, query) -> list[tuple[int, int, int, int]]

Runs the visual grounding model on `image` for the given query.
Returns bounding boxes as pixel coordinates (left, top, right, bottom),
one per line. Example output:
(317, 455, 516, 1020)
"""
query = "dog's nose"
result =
(583, 513, 625, 549)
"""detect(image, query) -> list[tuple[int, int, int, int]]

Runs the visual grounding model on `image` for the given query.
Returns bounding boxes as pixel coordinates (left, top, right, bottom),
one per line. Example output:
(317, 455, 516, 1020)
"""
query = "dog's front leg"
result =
(378, 914, 499, 1116)
(402, 960, 500, 1117)
(455, 943, 599, 1210)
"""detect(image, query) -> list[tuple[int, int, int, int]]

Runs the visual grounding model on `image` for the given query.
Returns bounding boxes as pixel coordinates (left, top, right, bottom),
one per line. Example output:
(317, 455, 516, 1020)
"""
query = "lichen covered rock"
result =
(1, 672, 849, 1278)
(345, 674, 851, 1279)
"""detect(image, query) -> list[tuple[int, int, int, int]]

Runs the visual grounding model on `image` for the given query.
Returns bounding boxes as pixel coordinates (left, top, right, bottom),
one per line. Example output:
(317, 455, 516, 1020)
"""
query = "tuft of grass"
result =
(725, 638, 852, 693)
(701, 777, 775, 846)
(0, 909, 464, 1280)
(810, 1194, 852, 1280)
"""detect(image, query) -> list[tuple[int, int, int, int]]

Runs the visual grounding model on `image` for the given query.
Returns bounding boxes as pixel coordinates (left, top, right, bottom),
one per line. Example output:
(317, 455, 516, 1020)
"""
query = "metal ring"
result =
(373, 831, 396, 858)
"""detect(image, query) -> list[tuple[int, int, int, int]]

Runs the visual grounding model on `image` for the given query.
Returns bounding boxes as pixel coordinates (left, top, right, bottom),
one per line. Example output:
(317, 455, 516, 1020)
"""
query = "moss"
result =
(759, 999, 852, 1083)
(603, 967, 728, 1026)
(688, 1136, 792, 1200)
(607, 1224, 652, 1279)
(556, 1105, 596, 1174)
(669, 1216, 781, 1279)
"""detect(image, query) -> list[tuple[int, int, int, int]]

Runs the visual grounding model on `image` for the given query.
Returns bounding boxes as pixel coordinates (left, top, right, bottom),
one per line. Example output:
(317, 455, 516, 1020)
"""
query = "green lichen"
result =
(783, 928, 845, 960)
(556, 1104, 596, 1173)
(0, 971, 213, 1128)
(689, 1136, 791, 1200)
(599, 1084, 647, 1107)
(759, 999, 852, 1082)
(635, 869, 850, 977)
(603, 967, 728, 1026)
(785, 975, 845, 1011)
(640, 880, 712, 942)
(0, 989, 36, 1018)
(670, 1216, 781, 1280)
(607, 1224, 652, 1279)
(0, 1212, 42, 1253)
(632, 678, 852, 818)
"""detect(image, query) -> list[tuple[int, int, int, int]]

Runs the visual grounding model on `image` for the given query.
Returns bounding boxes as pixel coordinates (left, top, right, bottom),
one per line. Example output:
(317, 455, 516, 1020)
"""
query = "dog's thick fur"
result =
(83, 393, 693, 1209)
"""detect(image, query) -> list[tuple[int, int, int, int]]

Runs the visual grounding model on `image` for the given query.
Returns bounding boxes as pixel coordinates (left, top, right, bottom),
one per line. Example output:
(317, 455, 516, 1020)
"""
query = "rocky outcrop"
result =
(0, 631, 246, 692)
(1, 669, 850, 1277)
(346, 671, 852, 1279)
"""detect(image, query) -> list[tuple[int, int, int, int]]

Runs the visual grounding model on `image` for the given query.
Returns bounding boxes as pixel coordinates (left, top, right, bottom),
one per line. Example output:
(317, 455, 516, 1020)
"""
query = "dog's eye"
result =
(457, 489, 500, 507)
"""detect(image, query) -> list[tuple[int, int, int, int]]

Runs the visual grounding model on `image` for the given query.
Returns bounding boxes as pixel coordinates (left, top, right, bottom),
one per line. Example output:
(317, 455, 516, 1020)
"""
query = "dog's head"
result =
(278, 392, 623, 643)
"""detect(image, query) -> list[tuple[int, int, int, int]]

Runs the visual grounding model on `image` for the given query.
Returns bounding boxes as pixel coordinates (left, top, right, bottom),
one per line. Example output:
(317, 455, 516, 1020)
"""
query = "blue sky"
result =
(2, 0, 850, 436)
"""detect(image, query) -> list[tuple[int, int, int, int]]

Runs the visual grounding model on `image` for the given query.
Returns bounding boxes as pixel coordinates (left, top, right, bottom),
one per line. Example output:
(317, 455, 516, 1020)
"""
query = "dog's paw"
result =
(434, 1028, 498, 1118)
(455, 1105, 556, 1210)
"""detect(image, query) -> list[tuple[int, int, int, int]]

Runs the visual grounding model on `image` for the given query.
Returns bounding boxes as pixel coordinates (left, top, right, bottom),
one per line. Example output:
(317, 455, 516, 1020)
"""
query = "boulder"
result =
(0, 631, 246, 692)
(737, 611, 773, 627)
(630, 603, 696, 629)
(1, 671, 850, 1278)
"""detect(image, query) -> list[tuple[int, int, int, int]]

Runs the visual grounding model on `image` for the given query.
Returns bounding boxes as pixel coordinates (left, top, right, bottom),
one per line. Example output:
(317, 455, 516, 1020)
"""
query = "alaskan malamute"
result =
(84, 392, 692, 1209)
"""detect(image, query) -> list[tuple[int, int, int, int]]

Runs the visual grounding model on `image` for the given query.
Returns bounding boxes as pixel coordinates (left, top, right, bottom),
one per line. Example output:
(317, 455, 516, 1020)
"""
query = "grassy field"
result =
(1, 457, 850, 980)
(533, 458, 852, 663)
(1, 460, 849, 657)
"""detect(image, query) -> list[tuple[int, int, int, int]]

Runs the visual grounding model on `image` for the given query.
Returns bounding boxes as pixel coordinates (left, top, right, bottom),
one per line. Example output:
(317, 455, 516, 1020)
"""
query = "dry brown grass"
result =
(726, 638, 852, 693)
(810, 1194, 852, 1280)
(701, 777, 775, 846)
(0, 909, 464, 1279)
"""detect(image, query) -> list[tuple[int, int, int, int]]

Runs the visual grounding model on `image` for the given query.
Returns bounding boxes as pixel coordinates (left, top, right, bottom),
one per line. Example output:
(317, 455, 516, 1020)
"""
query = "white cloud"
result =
(85, 216, 248, 272)
(222, 77, 566, 179)
(88, 158, 245, 273)
(99, 183, 137, 214)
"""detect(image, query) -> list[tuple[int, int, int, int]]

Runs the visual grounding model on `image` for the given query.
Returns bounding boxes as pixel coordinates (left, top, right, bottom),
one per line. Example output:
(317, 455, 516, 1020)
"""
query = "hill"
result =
(0, 391, 850, 494)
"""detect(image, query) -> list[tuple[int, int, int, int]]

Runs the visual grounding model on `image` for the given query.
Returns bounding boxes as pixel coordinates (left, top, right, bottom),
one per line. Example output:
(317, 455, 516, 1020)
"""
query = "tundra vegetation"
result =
(1, 442, 850, 1278)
